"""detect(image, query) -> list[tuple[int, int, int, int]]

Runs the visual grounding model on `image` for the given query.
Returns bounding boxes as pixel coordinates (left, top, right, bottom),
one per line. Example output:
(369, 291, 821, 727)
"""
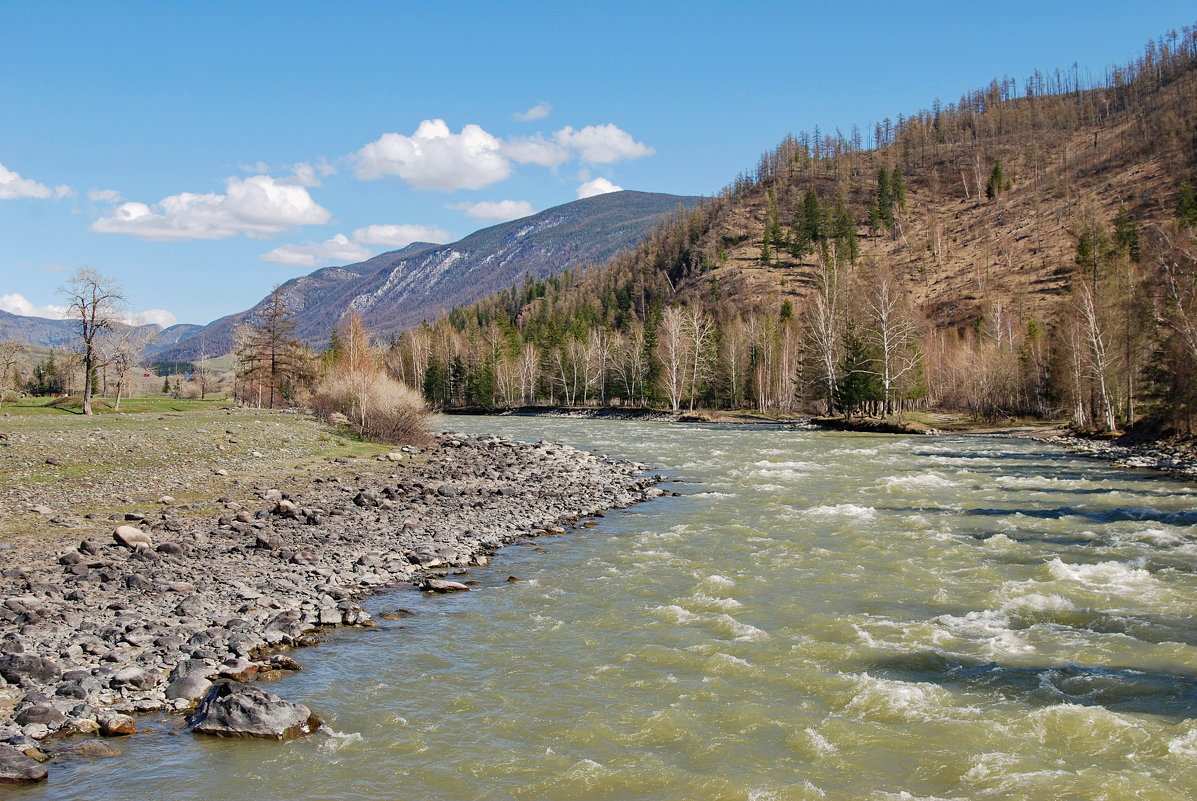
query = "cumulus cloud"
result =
(0, 162, 57, 200)
(354, 119, 511, 191)
(352, 224, 452, 248)
(240, 161, 271, 174)
(0, 293, 69, 319)
(554, 124, 654, 164)
(260, 233, 374, 268)
(513, 102, 552, 122)
(88, 188, 122, 203)
(125, 309, 178, 327)
(501, 134, 570, 168)
(91, 175, 331, 241)
(577, 177, 623, 199)
(446, 200, 534, 223)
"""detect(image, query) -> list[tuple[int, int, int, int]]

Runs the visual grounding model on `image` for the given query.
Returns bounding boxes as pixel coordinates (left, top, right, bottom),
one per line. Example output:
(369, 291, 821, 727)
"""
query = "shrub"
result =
(310, 372, 428, 445)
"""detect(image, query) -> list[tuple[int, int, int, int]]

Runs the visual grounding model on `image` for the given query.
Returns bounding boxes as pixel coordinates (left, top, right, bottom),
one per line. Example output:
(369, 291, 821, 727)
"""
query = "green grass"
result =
(1, 394, 233, 416)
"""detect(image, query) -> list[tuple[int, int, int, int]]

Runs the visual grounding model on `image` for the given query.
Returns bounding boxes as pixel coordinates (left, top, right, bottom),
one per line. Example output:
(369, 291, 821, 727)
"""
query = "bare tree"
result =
(865, 271, 922, 414)
(59, 267, 126, 415)
(98, 325, 152, 410)
(656, 307, 689, 411)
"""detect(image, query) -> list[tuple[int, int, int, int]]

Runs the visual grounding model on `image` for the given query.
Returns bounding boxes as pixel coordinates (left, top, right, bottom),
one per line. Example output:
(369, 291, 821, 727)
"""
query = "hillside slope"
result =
(157, 191, 699, 360)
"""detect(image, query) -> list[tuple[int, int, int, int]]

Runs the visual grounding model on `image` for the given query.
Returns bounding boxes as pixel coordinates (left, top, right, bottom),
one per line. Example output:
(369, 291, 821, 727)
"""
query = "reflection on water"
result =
(24, 419, 1197, 801)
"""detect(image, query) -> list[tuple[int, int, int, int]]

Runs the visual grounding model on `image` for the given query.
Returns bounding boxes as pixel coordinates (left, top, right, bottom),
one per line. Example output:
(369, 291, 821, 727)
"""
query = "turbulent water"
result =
(23, 419, 1197, 800)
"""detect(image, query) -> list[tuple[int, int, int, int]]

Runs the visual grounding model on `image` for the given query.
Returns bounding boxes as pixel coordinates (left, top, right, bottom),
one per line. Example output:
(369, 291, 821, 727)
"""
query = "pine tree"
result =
(890, 165, 906, 212)
(1113, 206, 1141, 262)
(986, 160, 1005, 199)
(1178, 178, 1197, 226)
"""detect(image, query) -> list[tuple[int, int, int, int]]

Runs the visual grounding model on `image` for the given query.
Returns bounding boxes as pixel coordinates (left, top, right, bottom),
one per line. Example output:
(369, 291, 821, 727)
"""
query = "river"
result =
(17, 418, 1197, 800)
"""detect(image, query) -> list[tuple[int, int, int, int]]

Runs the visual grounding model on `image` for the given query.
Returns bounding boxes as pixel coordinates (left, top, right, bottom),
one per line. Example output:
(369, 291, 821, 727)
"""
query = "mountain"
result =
(158, 191, 700, 360)
(0, 309, 204, 356)
(395, 27, 1197, 428)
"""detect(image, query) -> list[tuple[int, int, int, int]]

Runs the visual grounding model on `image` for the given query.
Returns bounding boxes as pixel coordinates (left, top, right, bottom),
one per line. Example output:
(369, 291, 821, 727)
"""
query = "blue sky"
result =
(2, 0, 1194, 326)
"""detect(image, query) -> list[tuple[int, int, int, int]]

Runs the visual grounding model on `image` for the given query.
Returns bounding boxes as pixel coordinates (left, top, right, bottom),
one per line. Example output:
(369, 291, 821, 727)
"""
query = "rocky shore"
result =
(0, 429, 663, 780)
(1037, 433, 1197, 480)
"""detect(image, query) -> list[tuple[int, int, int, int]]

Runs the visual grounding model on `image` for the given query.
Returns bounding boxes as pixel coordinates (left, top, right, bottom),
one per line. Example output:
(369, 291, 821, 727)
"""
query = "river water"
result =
(18, 418, 1197, 800)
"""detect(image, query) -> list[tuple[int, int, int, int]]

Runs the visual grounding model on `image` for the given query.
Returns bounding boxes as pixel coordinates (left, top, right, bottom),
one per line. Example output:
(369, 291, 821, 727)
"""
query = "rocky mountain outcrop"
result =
(157, 190, 699, 360)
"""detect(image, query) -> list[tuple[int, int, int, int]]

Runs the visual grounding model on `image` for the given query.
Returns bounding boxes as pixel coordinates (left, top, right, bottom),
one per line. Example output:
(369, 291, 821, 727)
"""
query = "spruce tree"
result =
(1178, 178, 1197, 226)
(986, 160, 1004, 199)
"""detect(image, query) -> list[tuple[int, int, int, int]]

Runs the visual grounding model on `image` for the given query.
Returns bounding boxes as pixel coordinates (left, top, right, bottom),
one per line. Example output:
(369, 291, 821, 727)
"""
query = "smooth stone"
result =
(113, 526, 152, 549)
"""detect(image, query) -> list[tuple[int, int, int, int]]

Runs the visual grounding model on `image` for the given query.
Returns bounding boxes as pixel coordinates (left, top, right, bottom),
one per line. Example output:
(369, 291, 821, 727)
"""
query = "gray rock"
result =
(188, 681, 320, 740)
(110, 666, 157, 691)
(418, 578, 470, 593)
(0, 745, 47, 783)
(164, 674, 212, 701)
(0, 655, 61, 685)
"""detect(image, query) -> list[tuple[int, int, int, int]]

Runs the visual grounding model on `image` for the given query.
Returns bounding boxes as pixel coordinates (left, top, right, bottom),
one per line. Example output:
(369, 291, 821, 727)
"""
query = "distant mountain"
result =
(158, 190, 700, 360)
(0, 309, 204, 356)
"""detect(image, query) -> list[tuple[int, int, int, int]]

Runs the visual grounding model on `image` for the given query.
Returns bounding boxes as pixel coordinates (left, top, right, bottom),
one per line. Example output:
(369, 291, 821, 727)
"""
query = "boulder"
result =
(0, 655, 61, 685)
(188, 682, 320, 740)
(110, 666, 157, 691)
(113, 525, 152, 549)
(165, 674, 212, 702)
(97, 713, 136, 737)
(0, 745, 47, 784)
(418, 578, 470, 593)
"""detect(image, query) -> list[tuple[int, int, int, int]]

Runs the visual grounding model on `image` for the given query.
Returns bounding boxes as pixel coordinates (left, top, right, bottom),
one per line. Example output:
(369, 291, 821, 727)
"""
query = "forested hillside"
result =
(383, 26, 1197, 433)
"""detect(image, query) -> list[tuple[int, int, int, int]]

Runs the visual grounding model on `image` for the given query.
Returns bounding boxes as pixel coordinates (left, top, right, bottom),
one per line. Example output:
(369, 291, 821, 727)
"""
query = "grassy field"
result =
(0, 402, 411, 550)
(0, 394, 237, 416)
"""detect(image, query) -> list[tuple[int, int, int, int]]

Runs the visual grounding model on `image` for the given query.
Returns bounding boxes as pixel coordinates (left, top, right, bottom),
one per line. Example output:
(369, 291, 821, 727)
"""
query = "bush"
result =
(310, 373, 428, 445)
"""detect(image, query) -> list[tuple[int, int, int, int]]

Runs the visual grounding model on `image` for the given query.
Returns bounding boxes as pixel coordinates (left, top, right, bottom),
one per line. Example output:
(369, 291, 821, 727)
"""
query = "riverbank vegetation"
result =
(377, 27, 1197, 436)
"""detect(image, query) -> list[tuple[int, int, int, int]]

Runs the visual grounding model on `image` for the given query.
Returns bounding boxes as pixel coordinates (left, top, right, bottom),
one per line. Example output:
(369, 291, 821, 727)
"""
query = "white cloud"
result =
(282, 158, 337, 188)
(447, 200, 535, 223)
(554, 124, 654, 164)
(240, 161, 270, 174)
(54, 185, 75, 199)
(91, 175, 331, 241)
(501, 134, 570, 168)
(577, 177, 623, 199)
(88, 188, 122, 203)
(352, 224, 452, 248)
(353, 119, 512, 191)
(513, 102, 552, 122)
(260, 233, 374, 268)
(0, 293, 69, 319)
(125, 309, 178, 327)
(0, 162, 54, 200)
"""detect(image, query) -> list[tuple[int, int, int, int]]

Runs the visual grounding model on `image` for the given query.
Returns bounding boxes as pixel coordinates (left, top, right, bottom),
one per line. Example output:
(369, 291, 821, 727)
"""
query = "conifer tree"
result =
(986, 160, 1005, 199)
(1178, 178, 1197, 226)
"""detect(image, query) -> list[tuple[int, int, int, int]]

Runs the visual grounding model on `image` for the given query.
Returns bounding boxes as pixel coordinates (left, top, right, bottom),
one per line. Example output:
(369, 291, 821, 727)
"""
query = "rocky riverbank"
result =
(0, 427, 663, 780)
(1035, 433, 1197, 480)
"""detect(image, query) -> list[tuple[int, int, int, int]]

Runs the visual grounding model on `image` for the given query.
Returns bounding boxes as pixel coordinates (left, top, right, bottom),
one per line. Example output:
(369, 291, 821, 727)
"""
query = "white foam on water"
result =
(844, 674, 955, 722)
(983, 533, 1017, 548)
(711, 651, 752, 669)
(690, 592, 743, 612)
(711, 613, 768, 641)
(317, 728, 364, 752)
(881, 472, 957, 490)
(802, 503, 878, 521)
(1166, 725, 1197, 758)
(652, 604, 699, 624)
(803, 727, 837, 756)
(1046, 558, 1159, 595)
(1002, 592, 1075, 618)
(1123, 527, 1185, 547)
(703, 574, 736, 588)
(961, 751, 1019, 784)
